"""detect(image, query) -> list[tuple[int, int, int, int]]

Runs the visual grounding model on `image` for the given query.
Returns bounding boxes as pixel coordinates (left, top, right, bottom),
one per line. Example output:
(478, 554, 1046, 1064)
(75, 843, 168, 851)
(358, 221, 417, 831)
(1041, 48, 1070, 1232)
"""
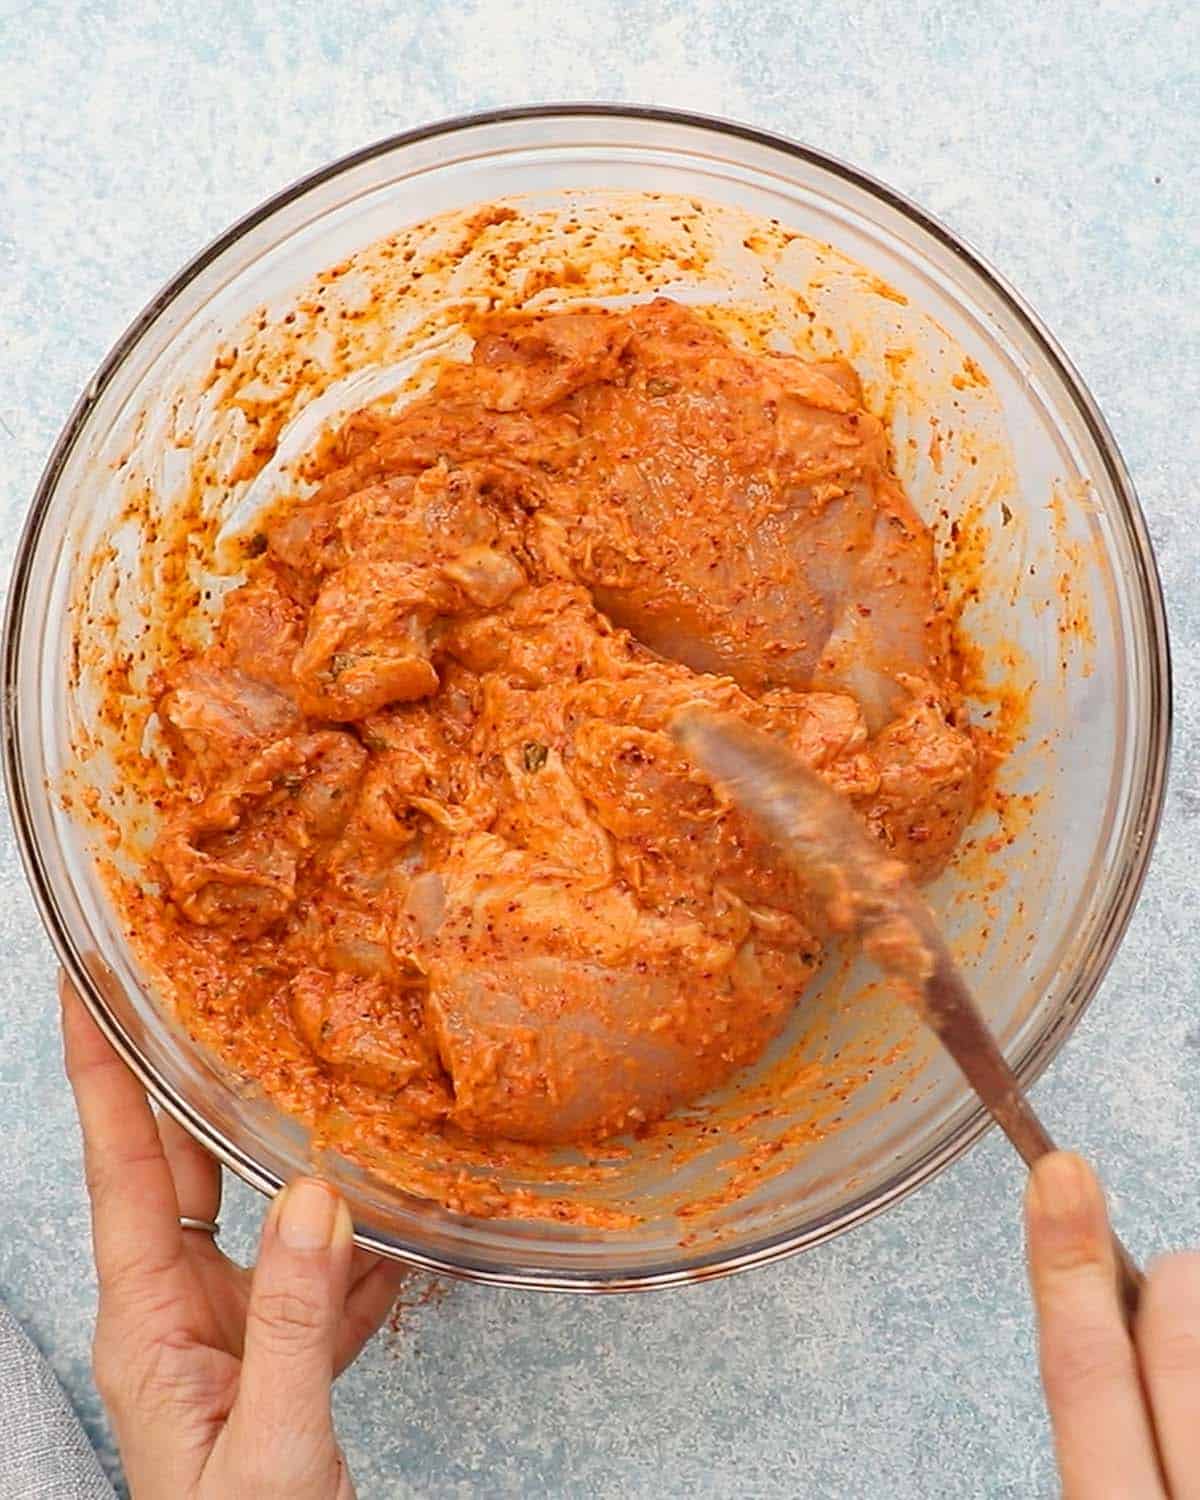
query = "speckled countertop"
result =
(2, 2, 1197, 1495)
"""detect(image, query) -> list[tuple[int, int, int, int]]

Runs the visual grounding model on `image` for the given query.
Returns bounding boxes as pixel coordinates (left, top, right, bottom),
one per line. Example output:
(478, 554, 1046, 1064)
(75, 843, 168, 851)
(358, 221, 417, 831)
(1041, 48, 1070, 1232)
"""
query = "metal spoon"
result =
(672, 707, 1142, 1321)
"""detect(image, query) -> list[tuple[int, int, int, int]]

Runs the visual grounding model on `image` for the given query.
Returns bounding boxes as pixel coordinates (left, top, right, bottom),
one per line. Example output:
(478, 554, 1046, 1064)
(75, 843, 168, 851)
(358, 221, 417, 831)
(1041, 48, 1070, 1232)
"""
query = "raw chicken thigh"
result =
(147, 299, 978, 1147)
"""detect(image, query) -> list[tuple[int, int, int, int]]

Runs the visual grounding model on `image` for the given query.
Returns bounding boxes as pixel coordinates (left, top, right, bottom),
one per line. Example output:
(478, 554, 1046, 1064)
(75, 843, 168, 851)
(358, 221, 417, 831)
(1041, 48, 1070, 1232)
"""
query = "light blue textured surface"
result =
(2, 2, 1198, 1496)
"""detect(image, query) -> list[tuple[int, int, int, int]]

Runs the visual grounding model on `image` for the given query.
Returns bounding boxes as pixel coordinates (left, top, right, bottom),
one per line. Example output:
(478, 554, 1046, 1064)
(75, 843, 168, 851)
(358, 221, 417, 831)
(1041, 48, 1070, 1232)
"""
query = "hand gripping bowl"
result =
(3, 107, 1169, 1290)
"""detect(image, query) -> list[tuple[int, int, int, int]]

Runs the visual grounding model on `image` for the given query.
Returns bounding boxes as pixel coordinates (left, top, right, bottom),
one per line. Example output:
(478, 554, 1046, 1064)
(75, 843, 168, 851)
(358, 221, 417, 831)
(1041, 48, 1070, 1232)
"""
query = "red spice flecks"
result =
(383, 1269, 452, 1352)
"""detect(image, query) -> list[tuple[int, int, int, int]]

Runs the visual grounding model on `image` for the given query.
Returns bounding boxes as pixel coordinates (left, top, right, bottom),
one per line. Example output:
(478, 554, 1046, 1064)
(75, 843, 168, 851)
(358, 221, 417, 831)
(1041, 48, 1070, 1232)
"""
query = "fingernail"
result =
(276, 1178, 341, 1252)
(1029, 1152, 1091, 1221)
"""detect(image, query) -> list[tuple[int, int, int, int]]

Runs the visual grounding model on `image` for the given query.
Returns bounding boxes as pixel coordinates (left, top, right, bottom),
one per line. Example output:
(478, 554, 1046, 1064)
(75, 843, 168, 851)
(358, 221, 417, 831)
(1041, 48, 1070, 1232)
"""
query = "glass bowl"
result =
(3, 107, 1170, 1290)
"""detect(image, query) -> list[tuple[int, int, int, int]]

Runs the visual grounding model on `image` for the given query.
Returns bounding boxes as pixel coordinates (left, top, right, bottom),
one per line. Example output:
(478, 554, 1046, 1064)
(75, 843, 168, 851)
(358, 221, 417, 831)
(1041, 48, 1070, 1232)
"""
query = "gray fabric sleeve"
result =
(0, 1305, 116, 1499)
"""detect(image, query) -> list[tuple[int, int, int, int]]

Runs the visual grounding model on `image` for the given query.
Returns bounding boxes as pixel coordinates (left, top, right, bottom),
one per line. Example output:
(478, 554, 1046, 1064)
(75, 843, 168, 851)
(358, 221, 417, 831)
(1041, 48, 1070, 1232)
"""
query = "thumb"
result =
(225, 1178, 355, 1493)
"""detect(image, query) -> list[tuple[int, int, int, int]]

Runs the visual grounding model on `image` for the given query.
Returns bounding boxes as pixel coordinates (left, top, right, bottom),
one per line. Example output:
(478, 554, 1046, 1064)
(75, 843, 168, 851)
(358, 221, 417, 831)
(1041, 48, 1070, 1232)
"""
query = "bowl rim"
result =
(3, 103, 1172, 1292)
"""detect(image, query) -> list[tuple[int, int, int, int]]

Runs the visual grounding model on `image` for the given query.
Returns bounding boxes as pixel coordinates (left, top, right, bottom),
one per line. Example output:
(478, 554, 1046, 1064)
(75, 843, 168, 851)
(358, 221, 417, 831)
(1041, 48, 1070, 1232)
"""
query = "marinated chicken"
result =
(146, 299, 979, 1146)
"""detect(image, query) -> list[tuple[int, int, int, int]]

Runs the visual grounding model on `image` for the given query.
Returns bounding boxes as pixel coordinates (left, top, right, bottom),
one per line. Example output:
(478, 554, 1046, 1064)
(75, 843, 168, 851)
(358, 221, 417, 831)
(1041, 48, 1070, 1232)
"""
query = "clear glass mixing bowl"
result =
(3, 107, 1170, 1290)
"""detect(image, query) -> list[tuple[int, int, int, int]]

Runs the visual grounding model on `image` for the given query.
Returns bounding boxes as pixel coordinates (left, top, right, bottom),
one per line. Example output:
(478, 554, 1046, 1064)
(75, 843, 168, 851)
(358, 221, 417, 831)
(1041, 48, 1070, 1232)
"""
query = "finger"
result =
(336, 1258, 411, 1373)
(60, 976, 184, 1304)
(1137, 1252, 1200, 1500)
(224, 1178, 354, 1493)
(350, 1246, 384, 1289)
(1025, 1153, 1165, 1499)
(159, 1111, 222, 1226)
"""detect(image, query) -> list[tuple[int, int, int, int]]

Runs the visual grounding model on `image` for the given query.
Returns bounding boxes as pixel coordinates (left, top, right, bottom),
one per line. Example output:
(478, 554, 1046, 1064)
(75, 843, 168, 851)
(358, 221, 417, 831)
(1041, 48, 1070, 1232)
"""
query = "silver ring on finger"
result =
(179, 1215, 221, 1238)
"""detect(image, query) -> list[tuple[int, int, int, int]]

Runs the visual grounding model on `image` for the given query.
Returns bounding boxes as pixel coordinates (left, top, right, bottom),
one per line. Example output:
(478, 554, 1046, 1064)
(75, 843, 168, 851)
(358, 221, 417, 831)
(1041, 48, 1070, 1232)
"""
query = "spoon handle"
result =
(923, 931, 1143, 1325)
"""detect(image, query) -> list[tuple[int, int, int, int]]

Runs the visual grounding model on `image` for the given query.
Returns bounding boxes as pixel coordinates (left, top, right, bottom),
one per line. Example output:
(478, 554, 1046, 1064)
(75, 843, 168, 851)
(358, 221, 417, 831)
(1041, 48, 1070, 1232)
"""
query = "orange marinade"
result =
(143, 299, 979, 1148)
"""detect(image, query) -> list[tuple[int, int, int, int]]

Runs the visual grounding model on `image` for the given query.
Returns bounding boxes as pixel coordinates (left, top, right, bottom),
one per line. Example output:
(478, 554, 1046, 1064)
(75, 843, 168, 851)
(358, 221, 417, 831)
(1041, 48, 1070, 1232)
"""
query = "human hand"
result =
(1027, 1151, 1199, 1499)
(61, 976, 406, 1498)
